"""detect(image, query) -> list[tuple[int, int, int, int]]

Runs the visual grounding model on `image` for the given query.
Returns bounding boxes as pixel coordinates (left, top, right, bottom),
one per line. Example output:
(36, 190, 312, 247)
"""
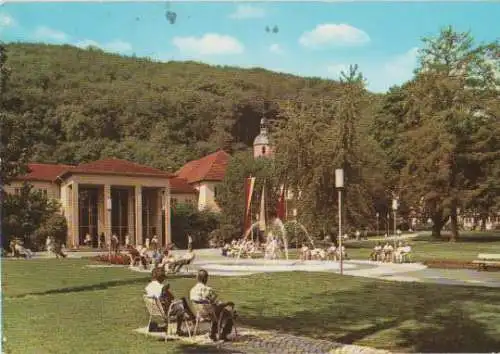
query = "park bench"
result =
(472, 253, 500, 271)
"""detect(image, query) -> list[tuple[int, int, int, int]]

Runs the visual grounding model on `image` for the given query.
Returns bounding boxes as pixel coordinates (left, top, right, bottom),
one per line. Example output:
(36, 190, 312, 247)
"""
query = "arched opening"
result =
(262, 146, 266, 155)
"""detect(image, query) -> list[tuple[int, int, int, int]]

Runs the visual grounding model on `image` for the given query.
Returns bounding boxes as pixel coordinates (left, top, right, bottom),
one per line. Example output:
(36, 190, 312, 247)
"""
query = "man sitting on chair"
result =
(145, 268, 195, 335)
(190, 269, 235, 342)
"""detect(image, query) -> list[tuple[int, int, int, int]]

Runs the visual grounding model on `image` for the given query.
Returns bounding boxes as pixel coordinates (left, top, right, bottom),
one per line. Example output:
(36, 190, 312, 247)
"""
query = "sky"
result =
(1, 1, 499, 92)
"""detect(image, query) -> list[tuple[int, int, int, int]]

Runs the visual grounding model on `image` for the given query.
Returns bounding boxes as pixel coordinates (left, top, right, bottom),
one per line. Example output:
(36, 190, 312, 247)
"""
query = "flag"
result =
(276, 184, 286, 220)
(244, 176, 256, 232)
(259, 184, 266, 231)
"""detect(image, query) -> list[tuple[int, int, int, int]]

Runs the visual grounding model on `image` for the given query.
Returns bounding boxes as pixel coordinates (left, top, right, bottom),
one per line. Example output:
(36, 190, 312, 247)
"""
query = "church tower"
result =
(253, 118, 272, 158)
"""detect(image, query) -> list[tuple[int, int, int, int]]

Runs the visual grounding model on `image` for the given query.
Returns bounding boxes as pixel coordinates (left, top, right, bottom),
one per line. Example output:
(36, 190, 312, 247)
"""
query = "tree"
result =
(216, 150, 279, 240)
(377, 27, 499, 240)
(0, 44, 33, 187)
(170, 202, 219, 248)
(2, 183, 65, 250)
(272, 66, 386, 236)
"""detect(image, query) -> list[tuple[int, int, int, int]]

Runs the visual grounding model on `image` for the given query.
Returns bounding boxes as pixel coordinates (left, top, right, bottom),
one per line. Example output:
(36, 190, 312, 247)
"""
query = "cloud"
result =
(172, 33, 244, 56)
(269, 43, 284, 55)
(34, 26, 68, 42)
(75, 39, 133, 54)
(229, 5, 266, 19)
(299, 24, 370, 48)
(0, 13, 15, 28)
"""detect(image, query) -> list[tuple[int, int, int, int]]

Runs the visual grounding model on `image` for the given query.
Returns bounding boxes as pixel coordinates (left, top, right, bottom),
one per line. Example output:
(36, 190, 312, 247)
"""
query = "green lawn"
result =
(3, 258, 500, 353)
(344, 231, 500, 262)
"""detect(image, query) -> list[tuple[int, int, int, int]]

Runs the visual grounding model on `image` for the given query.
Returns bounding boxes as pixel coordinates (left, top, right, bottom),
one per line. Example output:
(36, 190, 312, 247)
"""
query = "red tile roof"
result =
(16, 163, 76, 182)
(170, 177, 198, 194)
(60, 158, 173, 178)
(176, 150, 230, 184)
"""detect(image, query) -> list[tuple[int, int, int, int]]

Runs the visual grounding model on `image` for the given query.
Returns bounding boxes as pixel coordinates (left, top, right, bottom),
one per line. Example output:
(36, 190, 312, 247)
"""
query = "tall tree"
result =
(382, 27, 499, 240)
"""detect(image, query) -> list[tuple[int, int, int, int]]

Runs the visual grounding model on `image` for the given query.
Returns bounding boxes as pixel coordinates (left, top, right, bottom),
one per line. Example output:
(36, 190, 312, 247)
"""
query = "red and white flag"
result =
(244, 176, 256, 232)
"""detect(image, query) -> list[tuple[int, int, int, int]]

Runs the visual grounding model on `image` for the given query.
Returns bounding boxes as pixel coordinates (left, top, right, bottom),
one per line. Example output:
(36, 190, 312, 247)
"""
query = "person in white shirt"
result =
(327, 244, 337, 261)
(145, 268, 194, 335)
(190, 269, 235, 341)
(383, 243, 394, 262)
(150, 235, 159, 251)
(371, 243, 383, 261)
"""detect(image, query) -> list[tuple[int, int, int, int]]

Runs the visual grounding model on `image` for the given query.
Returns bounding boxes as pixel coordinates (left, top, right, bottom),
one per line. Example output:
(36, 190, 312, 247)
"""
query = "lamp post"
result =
(376, 212, 380, 237)
(392, 198, 399, 247)
(335, 168, 344, 275)
(106, 197, 112, 258)
(293, 208, 298, 249)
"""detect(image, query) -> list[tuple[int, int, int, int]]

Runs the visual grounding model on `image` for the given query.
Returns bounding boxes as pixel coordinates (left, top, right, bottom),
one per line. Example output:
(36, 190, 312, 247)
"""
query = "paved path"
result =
(135, 326, 390, 354)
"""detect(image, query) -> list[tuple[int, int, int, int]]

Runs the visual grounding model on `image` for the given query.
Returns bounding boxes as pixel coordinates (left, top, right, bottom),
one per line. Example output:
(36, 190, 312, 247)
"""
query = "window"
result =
(213, 186, 219, 199)
(262, 146, 266, 155)
(172, 198, 178, 207)
(42, 189, 48, 197)
(14, 188, 20, 195)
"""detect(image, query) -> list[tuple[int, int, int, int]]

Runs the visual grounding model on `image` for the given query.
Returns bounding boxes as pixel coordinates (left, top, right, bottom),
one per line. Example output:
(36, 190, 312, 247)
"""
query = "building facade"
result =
(6, 159, 175, 249)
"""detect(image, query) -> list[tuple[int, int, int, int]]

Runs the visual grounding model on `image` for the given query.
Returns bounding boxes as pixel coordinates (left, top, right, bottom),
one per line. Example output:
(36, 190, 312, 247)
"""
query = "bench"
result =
(472, 253, 500, 271)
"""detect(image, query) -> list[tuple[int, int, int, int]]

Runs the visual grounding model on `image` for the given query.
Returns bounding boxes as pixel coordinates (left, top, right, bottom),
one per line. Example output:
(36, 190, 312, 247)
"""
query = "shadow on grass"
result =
(239, 281, 500, 352)
(7, 277, 151, 299)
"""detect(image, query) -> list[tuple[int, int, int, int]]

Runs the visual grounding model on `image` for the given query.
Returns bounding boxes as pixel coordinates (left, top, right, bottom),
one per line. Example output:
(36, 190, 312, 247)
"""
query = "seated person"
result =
(145, 268, 195, 335)
(370, 243, 383, 261)
(383, 243, 394, 262)
(336, 245, 347, 260)
(300, 244, 310, 261)
(399, 243, 412, 263)
(190, 269, 235, 342)
(160, 249, 177, 272)
(327, 244, 337, 261)
(172, 247, 195, 273)
(221, 243, 230, 257)
(14, 240, 33, 259)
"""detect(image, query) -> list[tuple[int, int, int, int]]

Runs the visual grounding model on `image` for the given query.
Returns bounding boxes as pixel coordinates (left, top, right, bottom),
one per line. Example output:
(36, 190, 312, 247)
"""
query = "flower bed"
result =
(423, 259, 476, 270)
(94, 253, 130, 265)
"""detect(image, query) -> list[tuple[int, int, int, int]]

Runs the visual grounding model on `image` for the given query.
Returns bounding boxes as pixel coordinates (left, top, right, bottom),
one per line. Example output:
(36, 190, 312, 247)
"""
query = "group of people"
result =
(222, 239, 260, 258)
(8, 238, 34, 259)
(127, 243, 195, 273)
(300, 243, 348, 261)
(145, 268, 235, 342)
(370, 242, 412, 263)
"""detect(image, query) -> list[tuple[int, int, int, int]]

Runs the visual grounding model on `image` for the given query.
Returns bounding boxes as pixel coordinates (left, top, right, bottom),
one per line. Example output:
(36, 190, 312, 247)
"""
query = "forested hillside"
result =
(3, 43, 371, 172)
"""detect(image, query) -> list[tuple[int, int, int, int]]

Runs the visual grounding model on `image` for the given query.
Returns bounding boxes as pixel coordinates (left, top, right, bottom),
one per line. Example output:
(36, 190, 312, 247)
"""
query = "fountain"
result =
(236, 218, 289, 260)
(285, 220, 316, 249)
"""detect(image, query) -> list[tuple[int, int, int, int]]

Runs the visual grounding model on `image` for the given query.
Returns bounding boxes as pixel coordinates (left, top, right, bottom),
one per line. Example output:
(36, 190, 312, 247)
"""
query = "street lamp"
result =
(376, 212, 380, 237)
(392, 198, 399, 247)
(335, 168, 344, 275)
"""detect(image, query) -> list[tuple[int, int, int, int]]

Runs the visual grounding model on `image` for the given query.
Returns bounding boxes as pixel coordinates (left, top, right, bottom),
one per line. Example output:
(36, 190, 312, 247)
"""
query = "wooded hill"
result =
(3, 43, 377, 172)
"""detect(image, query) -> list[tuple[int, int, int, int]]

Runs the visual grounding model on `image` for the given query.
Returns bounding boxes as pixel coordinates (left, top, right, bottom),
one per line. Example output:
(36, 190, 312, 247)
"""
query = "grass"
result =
(343, 231, 500, 262)
(3, 258, 500, 353)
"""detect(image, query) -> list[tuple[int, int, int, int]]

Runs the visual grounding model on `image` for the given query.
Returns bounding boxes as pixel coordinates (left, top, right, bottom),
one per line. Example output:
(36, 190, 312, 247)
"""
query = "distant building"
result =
(175, 150, 230, 212)
(253, 118, 273, 159)
(5, 159, 175, 248)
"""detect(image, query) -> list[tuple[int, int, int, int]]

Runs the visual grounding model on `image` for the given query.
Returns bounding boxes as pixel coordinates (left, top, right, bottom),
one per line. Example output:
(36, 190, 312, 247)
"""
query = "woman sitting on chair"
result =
(145, 268, 195, 335)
